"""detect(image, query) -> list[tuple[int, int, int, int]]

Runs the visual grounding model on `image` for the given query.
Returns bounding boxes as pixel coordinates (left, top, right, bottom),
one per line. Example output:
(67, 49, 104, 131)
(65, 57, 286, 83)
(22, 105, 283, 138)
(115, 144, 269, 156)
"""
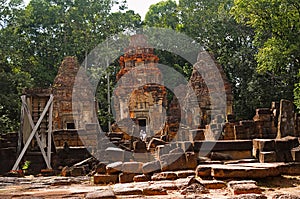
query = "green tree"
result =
(231, 0, 300, 108)
(144, 0, 179, 29)
(0, 0, 32, 133)
(0, 0, 142, 133)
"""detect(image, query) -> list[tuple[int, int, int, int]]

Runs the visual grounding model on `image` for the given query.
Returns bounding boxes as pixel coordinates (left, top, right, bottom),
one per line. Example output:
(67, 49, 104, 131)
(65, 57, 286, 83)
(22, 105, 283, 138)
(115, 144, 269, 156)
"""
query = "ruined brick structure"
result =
(114, 34, 167, 138)
(113, 34, 234, 142)
(52, 56, 97, 131)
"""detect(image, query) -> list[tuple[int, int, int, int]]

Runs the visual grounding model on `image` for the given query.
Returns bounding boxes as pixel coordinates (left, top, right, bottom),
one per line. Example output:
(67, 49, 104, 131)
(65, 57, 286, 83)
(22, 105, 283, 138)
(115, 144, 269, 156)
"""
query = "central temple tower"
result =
(113, 35, 167, 138)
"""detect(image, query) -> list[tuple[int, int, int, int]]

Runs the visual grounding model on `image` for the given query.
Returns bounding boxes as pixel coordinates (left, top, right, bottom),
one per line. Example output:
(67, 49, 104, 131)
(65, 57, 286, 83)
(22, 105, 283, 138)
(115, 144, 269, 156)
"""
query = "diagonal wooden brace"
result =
(12, 95, 53, 171)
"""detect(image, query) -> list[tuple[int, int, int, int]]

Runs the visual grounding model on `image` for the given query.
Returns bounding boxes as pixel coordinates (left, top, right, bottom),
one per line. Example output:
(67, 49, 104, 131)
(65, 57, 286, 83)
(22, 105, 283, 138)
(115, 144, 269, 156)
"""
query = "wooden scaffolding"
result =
(12, 90, 54, 170)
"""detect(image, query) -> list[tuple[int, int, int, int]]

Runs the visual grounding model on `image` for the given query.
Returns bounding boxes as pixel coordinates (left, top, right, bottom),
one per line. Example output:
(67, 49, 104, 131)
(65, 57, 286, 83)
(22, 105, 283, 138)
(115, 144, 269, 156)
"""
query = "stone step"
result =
(196, 162, 291, 179)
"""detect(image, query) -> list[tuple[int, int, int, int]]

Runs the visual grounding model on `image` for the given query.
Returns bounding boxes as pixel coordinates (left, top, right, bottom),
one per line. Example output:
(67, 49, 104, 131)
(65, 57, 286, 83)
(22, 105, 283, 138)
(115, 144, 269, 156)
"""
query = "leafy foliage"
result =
(0, 0, 141, 133)
(231, 0, 300, 109)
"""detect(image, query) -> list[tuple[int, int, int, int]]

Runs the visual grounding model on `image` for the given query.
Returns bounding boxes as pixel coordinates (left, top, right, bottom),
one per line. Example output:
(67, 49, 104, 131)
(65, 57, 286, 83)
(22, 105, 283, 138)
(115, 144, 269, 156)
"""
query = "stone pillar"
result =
(277, 99, 295, 138)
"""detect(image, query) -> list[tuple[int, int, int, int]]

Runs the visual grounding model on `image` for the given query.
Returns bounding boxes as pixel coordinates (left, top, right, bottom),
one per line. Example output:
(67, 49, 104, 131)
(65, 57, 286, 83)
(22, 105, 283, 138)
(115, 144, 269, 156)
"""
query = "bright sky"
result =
(124, 0, 165, 19)
(23, 0, 172, 20)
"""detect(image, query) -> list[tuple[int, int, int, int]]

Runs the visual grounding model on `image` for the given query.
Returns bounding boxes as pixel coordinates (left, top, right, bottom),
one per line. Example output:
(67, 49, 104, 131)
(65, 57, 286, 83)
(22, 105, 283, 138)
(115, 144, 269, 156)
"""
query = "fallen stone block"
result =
(70, 166, 86, 177)
(105, 147, 124, 162)
(142, 160, 161, 174)
(152, 180, 179, 190)
(200, 180, 226, 189)
(106, 162, 123, 175)
(133, 152, 151, 162)
(122, 162, 143, 174)
(151, 171, 178, 181)
(143, 186, 168, 195)
(160, 153, 187, 171)
(195, 165, 212, 177)
(114, 187, 143, 196)
(93, 174, 118, 184)
(175, 170, 195, 178)
(133, 174, 151, 182)
(95, 162, 108, 174)
(228, 180, 262, 195)
(259, 151, 277, 163)
(119, 173, 136, 183)
(85, 189, 116, 199)
(212, 164, 280, 179)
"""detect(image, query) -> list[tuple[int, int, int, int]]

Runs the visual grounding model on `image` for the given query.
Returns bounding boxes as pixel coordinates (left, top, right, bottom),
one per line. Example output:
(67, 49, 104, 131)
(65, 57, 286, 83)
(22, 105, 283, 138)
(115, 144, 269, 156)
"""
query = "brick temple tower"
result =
(113, 34, 167, 138)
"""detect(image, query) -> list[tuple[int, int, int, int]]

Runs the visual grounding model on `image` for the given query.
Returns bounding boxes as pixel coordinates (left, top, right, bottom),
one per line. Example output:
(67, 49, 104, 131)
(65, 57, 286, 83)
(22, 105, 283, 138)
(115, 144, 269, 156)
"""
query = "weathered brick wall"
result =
(223, 99, 300, 140)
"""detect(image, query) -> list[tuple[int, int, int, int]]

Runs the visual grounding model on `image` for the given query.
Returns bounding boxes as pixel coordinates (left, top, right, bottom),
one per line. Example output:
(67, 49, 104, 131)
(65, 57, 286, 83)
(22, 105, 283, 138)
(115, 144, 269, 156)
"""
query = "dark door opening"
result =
(67, 122, 75, 130)
(138, 119, 146, 132)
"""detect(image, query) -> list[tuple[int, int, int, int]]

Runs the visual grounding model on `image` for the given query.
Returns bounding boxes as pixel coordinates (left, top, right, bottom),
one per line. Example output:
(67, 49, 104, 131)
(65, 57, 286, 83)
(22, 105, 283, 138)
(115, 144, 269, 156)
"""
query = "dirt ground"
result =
(0, 175, 300, 199)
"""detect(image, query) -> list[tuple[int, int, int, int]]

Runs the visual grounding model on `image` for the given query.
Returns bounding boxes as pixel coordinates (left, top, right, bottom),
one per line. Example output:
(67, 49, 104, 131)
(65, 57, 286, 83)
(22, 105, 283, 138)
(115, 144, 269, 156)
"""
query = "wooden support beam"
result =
(12, 95, 53, 171)
(48, 100, 53, 164)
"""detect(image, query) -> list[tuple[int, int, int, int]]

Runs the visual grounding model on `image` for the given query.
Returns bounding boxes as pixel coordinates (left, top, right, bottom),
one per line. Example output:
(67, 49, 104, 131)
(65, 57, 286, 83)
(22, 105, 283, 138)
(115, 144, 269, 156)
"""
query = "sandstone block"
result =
(114, 187, 143, 196)
(160, 153, 187, 171)
(133, 174, 151, 182)
(93, 174, 118, 184)
(151, 171, 178, 181)
(106, 162, 123, 174)
(133, 152, 150, 162)
(212, 164, 279, 179)
(259, 151, 277, 163)
(142, 160, 161, 174)
(175, 170, 195, 178)
(277, 99, 295, 138)
(200, 180, 227, 189)
(143, 186, 168, 195)
(122, 162, 143, 174)
(85, 189, 116, 199)
(223, 122, 235, 140)
(119, 173, 136, 183)
(228, 180, 262, 195)
(195, 165, 212, 177)
(105, 147, 124, 162)
(70, 166, 86, 177)
(95, 162, 108, 174)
